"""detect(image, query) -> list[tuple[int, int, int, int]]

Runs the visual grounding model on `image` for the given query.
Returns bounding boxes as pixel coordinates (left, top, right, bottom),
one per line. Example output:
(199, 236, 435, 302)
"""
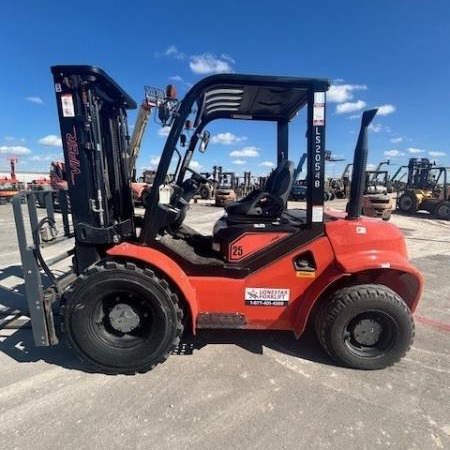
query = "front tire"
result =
(199, 185, 211, 199)
(64, 261, 183, 374)
(435, 200, 450, 220)
(316, 284, 414, 370)
(398, 192, 418, 214)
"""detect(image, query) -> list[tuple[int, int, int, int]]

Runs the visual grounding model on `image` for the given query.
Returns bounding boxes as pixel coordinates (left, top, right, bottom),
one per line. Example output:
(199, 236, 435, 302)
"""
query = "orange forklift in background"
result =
(0, 158, 25, 203)
(13, 66, 423, 374)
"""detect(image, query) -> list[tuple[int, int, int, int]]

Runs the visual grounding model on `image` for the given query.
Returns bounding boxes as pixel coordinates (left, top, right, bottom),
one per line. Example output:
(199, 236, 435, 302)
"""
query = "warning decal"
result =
(313, 92, 325, 126)
(61, 94, 75, 117)
(245, 288, 290, 307)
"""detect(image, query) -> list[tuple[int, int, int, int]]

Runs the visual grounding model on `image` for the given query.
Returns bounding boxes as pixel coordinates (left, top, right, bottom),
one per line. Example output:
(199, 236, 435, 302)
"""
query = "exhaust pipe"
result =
(347, 109, 378, 220)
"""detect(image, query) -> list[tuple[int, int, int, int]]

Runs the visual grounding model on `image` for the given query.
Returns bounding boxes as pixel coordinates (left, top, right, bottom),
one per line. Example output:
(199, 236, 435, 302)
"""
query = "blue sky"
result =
(1, 0, 449, 179)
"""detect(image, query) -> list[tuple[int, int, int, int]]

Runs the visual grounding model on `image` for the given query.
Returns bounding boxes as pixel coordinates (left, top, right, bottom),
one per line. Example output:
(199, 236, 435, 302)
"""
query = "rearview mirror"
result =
(158, 104, 170, 125)
(199, 130, 210, 153)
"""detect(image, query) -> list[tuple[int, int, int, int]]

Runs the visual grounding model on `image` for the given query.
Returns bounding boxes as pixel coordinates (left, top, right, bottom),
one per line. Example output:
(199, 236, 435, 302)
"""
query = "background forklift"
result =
(214, 169, 238, 206)
(397, 158, 450, 220)
(13, 65, 423, 374)
(361, 160, 394, 221)
(0, 158, 26, 204)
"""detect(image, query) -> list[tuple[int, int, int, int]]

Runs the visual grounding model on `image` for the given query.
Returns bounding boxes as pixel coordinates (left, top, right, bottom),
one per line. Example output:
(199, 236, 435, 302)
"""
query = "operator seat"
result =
(225, 160, 295, 223)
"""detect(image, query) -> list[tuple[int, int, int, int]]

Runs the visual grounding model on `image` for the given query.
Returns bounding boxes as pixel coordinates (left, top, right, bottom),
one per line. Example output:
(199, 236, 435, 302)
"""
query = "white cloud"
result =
(38, 134, 62, 147)
(220, 54, 236, 64)
(407, 147, 424, 154)
(259, 161, 275, 168)
(390, 137, 403, 143)
(25, 96, 44, 104)
(169, 75, 183, 82)
(348, 114, 361, 120)
(327, 84, 367, 103)
(189, 160, 202, 171)
(369, 123, 382, 133)
(229, 146, 260, 158)
(366, 163, 377, 171)
(190, 53, 234, 74)
(376, 104, 396, 116)
(429, 151, 446, 157)
(29, 153, 62, 162)
(165, 45, 186, 60)
(211, 132, 247, 145)
(5, 136, 26, 143)
(158, 126, 171, 137)
(369, 123, 391, 133)
(147, 156, 161, 170)
(0, 145, 31, 155)
(336, 100, 367, 114)
(384, 149, 405, 157)
(232, 159, 246, 165)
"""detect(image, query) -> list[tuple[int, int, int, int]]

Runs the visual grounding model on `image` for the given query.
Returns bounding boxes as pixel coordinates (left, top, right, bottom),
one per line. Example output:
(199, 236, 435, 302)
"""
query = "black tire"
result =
(64, 261, 183, 374)
(199, 185, 211, 200)
(435, 201, 450, 220)
(141, 189, 150, 208)
(316, 284, 414, 370)
(398, 192, 418, 214)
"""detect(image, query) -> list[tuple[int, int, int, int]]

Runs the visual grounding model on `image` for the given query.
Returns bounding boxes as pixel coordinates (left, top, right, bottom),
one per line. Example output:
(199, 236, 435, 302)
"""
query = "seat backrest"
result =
(267, 160, 295, 205)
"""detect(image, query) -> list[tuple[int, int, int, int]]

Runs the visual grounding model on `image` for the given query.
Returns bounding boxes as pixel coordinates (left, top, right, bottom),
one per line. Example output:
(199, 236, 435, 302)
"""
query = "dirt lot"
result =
(0, 200, 449, 450)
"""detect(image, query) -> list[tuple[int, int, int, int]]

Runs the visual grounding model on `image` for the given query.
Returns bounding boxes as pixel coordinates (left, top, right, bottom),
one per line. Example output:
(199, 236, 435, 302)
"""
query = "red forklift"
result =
(0, 158, 26, 203)
(13, 65, 423, 374)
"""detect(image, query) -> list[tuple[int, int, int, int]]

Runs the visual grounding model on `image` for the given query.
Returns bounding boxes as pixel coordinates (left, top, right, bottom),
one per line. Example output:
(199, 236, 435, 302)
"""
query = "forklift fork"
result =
(12, 190, 74, 346)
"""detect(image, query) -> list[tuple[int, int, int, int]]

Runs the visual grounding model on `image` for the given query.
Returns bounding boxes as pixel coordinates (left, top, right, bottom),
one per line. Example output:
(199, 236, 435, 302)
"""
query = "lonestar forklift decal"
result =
(245, 288, 290, 306)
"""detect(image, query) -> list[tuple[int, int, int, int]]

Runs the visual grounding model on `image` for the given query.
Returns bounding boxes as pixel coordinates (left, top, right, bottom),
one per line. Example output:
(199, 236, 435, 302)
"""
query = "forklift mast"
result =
(293, 153, 307, 181)
(407, 158, 434, 189)
(9, 157, 18, 181)
(51, 66, 137, 273)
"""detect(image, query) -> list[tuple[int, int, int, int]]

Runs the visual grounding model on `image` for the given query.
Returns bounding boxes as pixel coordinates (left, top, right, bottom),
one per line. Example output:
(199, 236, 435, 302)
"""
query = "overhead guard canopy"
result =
(191, 74, 330, 127)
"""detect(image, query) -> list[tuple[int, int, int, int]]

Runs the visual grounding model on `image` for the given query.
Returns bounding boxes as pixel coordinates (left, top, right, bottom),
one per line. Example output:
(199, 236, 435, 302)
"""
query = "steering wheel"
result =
(185, 167, 211, 185)
(432, 184, 442, 198)
(168, 167, 208, 231)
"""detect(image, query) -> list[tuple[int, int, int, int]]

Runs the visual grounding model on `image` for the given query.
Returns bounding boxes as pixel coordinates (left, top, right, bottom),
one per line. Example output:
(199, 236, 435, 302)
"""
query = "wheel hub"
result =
(108, 303, 141, 333)
(352, 319, 383, 346)
(400, 198, 412, 209)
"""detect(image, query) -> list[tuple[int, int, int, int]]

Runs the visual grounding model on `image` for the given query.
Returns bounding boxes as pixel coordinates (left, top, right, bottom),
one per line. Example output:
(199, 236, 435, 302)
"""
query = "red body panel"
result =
(131, 182, 149, 201)
(108, 215, 424, 335)
(109, 237, 335, 332)
(326, 215, 409, 270)
(325, 216, 424, 311)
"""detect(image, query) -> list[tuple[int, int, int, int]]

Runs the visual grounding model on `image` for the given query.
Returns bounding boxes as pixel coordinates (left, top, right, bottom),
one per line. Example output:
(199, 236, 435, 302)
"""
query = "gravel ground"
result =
(0, 200, 449, 450)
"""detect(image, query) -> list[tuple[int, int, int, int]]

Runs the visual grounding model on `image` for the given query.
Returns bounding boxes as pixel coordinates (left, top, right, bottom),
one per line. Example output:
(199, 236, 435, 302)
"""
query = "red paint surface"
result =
(414, 315, 450, 333)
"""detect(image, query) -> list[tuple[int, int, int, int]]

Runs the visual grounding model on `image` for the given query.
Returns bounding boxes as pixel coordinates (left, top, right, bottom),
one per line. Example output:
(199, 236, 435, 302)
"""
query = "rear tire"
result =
(199, 185, 211, 200)
(316, 284, 414, 370)
(398, 192, 418, 214)
(64, 261, 183, 374)
(435, 201, 450, 220)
